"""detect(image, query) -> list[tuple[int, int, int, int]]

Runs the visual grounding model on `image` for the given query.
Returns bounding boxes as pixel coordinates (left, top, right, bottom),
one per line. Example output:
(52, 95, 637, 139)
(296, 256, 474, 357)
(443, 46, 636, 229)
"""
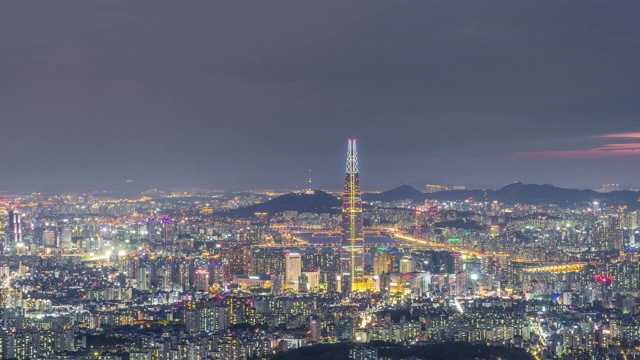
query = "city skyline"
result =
(2, 1, 640, 192)
(3, 1, 640, 359)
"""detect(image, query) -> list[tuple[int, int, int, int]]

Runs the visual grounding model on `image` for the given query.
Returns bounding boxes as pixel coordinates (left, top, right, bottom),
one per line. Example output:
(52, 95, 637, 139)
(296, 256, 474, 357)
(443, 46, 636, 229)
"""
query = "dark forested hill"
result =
(215, 190, 341, 217)
(271, 342, 534, 360)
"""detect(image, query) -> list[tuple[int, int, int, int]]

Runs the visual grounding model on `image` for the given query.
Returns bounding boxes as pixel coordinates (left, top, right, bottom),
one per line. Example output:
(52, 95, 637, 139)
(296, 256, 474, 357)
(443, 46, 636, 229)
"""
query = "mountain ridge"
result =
(215, 190, 341, 217)
(216, 183, 640, 218)
(364, 183, 640, 208)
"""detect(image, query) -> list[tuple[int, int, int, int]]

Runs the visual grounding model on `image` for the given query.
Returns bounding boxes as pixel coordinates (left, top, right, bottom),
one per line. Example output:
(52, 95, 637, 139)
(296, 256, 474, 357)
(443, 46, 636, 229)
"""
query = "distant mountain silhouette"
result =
(364, 182, 640, 208)
(218, 183, 640, 218)
(215, 190, 341, 217)
(363, 184, 426, 203)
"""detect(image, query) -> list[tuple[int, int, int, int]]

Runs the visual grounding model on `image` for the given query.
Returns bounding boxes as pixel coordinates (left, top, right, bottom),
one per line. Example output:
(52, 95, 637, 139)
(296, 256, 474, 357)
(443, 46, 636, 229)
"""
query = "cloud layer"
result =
(515, 132, 640, 159)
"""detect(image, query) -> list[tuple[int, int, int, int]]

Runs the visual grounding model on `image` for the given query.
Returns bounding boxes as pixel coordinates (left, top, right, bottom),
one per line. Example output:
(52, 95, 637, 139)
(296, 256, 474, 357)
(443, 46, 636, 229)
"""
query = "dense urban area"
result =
(0, 140, 638, 360)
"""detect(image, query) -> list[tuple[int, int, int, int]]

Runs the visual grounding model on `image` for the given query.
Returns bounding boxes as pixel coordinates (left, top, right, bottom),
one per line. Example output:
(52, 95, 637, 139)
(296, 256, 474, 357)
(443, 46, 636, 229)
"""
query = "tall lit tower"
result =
(306, 169, 313, 194)
(341, 139, 364, 292)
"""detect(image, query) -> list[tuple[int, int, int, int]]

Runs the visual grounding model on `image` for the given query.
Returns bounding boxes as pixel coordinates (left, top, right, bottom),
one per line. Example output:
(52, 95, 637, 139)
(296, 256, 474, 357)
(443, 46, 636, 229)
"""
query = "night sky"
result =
(2, 0, 640, 192)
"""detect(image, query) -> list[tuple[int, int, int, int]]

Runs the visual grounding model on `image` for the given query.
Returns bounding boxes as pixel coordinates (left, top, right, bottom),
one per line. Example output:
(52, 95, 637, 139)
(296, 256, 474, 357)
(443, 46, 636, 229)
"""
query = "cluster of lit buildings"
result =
(0, 140, 639, 359)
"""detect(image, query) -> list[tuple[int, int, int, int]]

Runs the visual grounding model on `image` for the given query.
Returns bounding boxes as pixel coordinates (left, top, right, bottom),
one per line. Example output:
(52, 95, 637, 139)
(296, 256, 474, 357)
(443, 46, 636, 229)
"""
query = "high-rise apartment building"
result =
(399, 255, 413, 273)
(373, 251, 394, 275)
(194, 269, 210, 292)
(138, 266, 149, 291)
(42, 230, 56, 248)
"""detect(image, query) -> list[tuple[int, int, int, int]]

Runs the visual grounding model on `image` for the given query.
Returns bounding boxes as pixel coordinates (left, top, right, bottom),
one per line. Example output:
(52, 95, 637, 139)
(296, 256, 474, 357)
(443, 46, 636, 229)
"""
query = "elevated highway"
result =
(523, 263, 587, 274)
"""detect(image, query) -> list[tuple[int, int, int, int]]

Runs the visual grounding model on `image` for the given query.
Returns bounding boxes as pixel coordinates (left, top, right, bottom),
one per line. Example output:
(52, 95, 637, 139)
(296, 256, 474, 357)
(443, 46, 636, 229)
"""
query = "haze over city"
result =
(2, 0, 640, 192)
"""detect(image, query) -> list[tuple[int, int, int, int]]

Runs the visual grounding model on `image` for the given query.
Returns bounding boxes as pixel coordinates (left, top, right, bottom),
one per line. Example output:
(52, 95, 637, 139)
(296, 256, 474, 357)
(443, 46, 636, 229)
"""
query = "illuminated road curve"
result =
(40, 250, 137, 262)
(391, 231, 507, 258)
(391, 231, 589, 273)
(253, 244, 341, 249)
(523, 263, 587, 274)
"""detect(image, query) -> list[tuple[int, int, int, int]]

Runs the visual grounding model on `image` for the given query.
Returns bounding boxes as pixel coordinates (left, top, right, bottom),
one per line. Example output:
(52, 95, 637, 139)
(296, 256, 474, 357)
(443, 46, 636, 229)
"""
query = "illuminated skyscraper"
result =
(285, 250, 302, 289)
(7, 208, 22, 244)
(138, 265, 149, 291)
(341, 138, 364, 291)
(161, 215, 174, 244)
(59, 221, 72, 250)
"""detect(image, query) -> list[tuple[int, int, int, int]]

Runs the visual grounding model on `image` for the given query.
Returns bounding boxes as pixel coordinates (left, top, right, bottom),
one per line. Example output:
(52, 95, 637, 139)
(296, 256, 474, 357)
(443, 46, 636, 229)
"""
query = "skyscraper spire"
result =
(341, 138, 364, 292)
